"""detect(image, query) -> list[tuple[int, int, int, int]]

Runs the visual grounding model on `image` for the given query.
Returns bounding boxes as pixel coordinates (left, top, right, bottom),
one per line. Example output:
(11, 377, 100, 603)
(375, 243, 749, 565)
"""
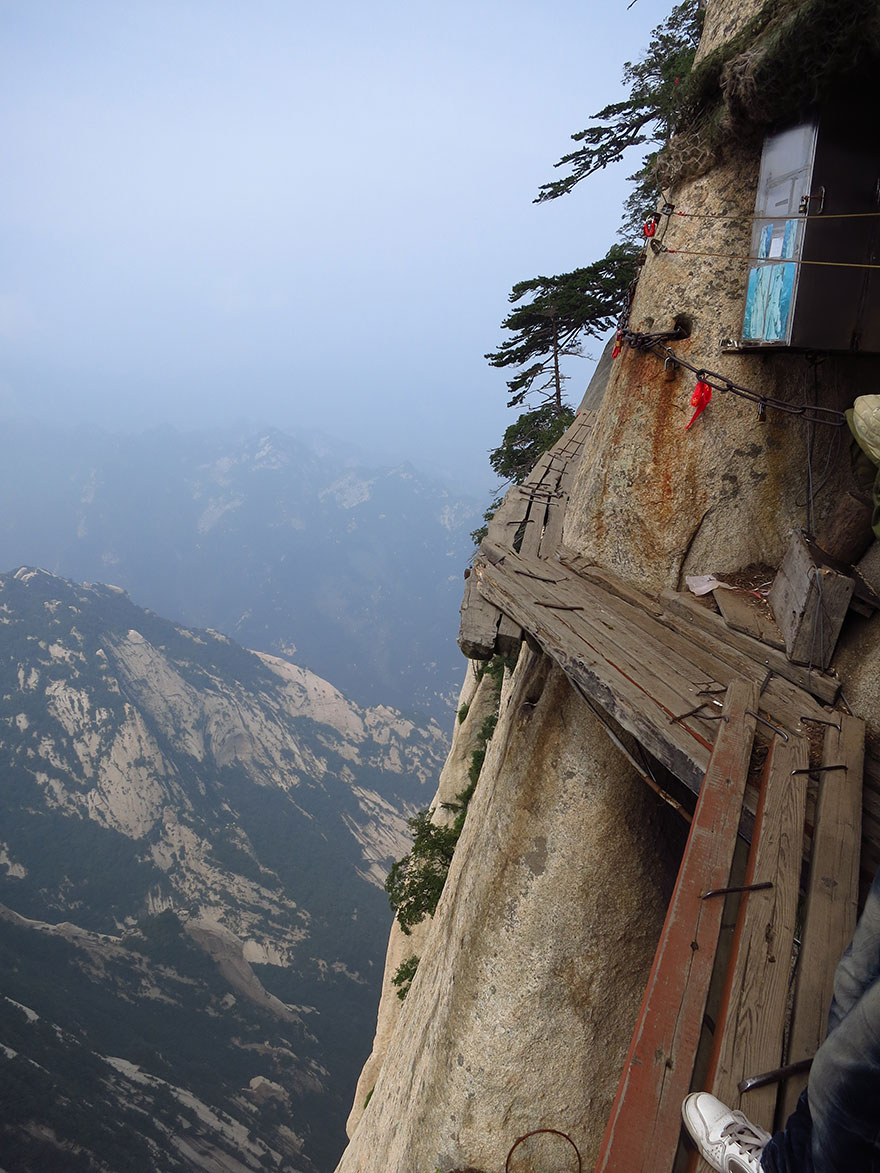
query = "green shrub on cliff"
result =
(386, 655, 513, 938)
(385, 811, 459, 935)
(391, 954, 420, 1000)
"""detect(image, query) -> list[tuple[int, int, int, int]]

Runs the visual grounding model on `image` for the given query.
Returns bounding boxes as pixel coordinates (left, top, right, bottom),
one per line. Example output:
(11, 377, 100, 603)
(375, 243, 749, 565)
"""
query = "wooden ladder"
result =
(594, 680, 758, 1172)
(595, 685, 865, 1173)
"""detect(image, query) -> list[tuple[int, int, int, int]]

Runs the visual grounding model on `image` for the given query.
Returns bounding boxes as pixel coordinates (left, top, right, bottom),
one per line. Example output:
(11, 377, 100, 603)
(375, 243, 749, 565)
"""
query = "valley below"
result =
(0, 565, 450, 1170)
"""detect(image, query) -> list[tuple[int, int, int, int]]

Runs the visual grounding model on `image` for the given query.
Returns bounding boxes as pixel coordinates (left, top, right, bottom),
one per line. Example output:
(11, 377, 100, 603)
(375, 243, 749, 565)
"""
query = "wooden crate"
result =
(768, 533, 853, 669)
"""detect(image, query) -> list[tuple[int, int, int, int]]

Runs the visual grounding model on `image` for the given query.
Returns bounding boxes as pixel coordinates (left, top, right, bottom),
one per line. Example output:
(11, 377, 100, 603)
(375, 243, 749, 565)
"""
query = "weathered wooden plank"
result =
(704, 735, 809, 1134)
(714, 588, 786, 650)
(595, 683, 758, 1173)
(538, 495, 568, 558)
(485, 491, 531, 553)
(479, 554, 725, 752)
(521, 451, 558, 489)
(781, 714, 865, 1119)
(769, 532, 854, 669)
(557, 548, 665, 618)
(494, 612, 523, 659)
(517, 498, 549, 560)
(474, 556, 712, 792)
(662, 589, 840, 705)
(458, 573, 500, 659)
(557, 552, 833, 740)
(759, 673, 837, 746)
(531, 564, 722, 696)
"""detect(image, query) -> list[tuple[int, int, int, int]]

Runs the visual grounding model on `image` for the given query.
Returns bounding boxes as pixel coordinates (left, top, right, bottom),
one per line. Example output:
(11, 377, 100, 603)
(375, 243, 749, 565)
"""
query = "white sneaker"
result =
(681, 1092, 772, 1173)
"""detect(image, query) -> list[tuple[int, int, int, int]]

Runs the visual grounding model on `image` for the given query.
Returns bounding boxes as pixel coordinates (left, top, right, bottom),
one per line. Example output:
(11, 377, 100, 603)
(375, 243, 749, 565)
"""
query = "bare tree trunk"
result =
(552, 323, 562, 413)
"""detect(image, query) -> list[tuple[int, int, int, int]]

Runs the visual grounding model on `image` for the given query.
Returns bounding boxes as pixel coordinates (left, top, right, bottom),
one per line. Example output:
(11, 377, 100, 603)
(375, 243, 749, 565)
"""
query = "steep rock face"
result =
(343, 664, 496, 1138)
(563, 1, 880, 594)
(337, 649, 684, 1172)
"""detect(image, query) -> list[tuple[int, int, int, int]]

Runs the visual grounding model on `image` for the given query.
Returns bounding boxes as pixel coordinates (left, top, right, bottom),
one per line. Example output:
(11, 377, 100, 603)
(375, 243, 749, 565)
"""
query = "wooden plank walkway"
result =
(694, 735, 809, 1162)
(780, 713, 865, 1119)
(471, 543, 836, 798)
(456, 406, 868, 1173)
(595, 682, 758, 1173)
(458, 410, 595, 658)
(684, 714, 865, 1173)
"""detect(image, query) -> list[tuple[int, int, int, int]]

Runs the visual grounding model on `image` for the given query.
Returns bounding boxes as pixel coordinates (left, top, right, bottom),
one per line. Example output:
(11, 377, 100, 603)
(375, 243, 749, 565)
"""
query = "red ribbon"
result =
(685, 380, 712, 430)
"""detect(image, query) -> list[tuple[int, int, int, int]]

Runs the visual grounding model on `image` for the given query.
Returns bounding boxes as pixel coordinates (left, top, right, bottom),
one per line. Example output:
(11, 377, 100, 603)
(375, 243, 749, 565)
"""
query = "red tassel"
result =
(643, 218, 657, 238)
(685, 380, 712, 430)
(611, 330, 623, 359)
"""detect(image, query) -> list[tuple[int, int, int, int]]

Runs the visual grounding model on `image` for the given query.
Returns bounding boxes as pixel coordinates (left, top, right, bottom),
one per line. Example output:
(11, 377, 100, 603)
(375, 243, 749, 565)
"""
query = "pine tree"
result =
(534, 0, 702, 225)
(485, 245, 640, 413)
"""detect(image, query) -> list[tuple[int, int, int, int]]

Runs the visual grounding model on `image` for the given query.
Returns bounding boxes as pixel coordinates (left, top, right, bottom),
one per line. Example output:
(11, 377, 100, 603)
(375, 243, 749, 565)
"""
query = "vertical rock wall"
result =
(336, 4, 880, 1169)
(564, 1, 880, 593)
(344, 664, 498, 1139)
(336, 649, 683, 1172)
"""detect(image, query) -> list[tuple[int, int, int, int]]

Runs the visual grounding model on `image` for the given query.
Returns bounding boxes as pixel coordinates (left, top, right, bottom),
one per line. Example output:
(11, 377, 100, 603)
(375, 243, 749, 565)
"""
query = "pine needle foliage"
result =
(385, 655, 514, 935)
(489, 404, 575, 487)
(485, 246, 639, 411)
(391, 954, 420, 1001)
(534, 0, 702, 218)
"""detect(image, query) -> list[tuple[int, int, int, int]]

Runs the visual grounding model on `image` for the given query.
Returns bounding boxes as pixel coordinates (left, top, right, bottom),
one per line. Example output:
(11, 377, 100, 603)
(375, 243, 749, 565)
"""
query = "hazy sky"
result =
(2, 0, 675, 489)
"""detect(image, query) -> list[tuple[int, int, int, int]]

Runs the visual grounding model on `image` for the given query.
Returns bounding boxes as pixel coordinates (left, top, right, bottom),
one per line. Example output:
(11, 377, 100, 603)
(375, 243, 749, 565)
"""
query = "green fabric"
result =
(846, 408, 880, 540)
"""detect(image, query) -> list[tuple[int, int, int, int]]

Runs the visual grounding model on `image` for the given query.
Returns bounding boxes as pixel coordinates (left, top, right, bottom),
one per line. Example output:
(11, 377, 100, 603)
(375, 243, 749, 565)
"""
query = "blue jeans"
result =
(761, 868, 880, 1172)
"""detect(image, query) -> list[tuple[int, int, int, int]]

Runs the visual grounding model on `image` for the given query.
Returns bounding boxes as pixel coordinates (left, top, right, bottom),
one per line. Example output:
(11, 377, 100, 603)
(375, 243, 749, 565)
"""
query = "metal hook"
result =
(745, 711, 789, 742)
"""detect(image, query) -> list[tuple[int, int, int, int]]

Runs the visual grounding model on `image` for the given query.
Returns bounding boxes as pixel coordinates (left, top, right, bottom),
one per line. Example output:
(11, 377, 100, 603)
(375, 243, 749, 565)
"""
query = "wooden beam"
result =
(538, 491, 575, 557)
(458, 574, 499, 659)
(713, 588, 786, 650)
(494, 612, 523, 659)
(594, 682, 758, 1173)
(780, 714, 865, 1119)
(661, 589, 840, 705)
(769, 532, 854, 670)
(703, 735, 809, 1136)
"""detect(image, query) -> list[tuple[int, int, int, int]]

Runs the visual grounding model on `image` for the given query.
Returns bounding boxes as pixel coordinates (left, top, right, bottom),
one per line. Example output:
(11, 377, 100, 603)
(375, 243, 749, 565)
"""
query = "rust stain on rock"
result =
(597, 346, 704, 580)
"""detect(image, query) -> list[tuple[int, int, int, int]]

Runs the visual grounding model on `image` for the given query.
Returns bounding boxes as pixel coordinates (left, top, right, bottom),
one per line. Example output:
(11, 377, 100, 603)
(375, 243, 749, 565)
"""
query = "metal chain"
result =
(614, 264, 847, 428)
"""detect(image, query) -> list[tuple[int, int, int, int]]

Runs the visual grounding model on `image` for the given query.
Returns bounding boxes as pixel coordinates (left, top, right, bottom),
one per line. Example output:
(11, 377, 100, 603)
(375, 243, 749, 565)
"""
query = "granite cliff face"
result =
(337, 652, 684, 1171)
(336, 2, 880, 1169)
(0, 566, 448, 1171)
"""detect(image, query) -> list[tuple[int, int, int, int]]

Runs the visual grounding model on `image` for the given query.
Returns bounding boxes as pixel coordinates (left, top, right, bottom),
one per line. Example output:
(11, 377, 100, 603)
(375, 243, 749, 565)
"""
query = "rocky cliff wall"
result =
(336, 2, 880, 1168)
(337, 649, 684, 1171)
(565, 0, 880, 594)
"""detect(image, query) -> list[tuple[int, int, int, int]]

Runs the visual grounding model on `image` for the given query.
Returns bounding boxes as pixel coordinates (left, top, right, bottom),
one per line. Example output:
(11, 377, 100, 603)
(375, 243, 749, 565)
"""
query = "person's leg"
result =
(759, 1091, 813, 1173)
(827, 867, 880, 1035)
(684, 869, 880, 1172)
(807, 974, 880, 1171)
(764, 868, 880, 1172)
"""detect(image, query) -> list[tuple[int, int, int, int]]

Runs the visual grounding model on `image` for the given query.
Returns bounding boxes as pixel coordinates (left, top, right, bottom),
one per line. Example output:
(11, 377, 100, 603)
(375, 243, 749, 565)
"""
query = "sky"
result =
(1, 0, 676, 491)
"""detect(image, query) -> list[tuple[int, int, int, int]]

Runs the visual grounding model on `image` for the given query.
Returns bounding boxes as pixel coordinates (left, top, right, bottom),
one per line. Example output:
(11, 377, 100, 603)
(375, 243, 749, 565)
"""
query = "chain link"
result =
(614, 263, 847, 428)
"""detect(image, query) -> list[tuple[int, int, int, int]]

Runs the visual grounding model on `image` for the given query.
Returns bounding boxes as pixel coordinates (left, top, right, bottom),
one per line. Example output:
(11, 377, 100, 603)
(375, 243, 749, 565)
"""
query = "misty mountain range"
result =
(0, 566, 448, 1171)
(0, 420, 483, 720)
(0, 421, 486, 1169)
